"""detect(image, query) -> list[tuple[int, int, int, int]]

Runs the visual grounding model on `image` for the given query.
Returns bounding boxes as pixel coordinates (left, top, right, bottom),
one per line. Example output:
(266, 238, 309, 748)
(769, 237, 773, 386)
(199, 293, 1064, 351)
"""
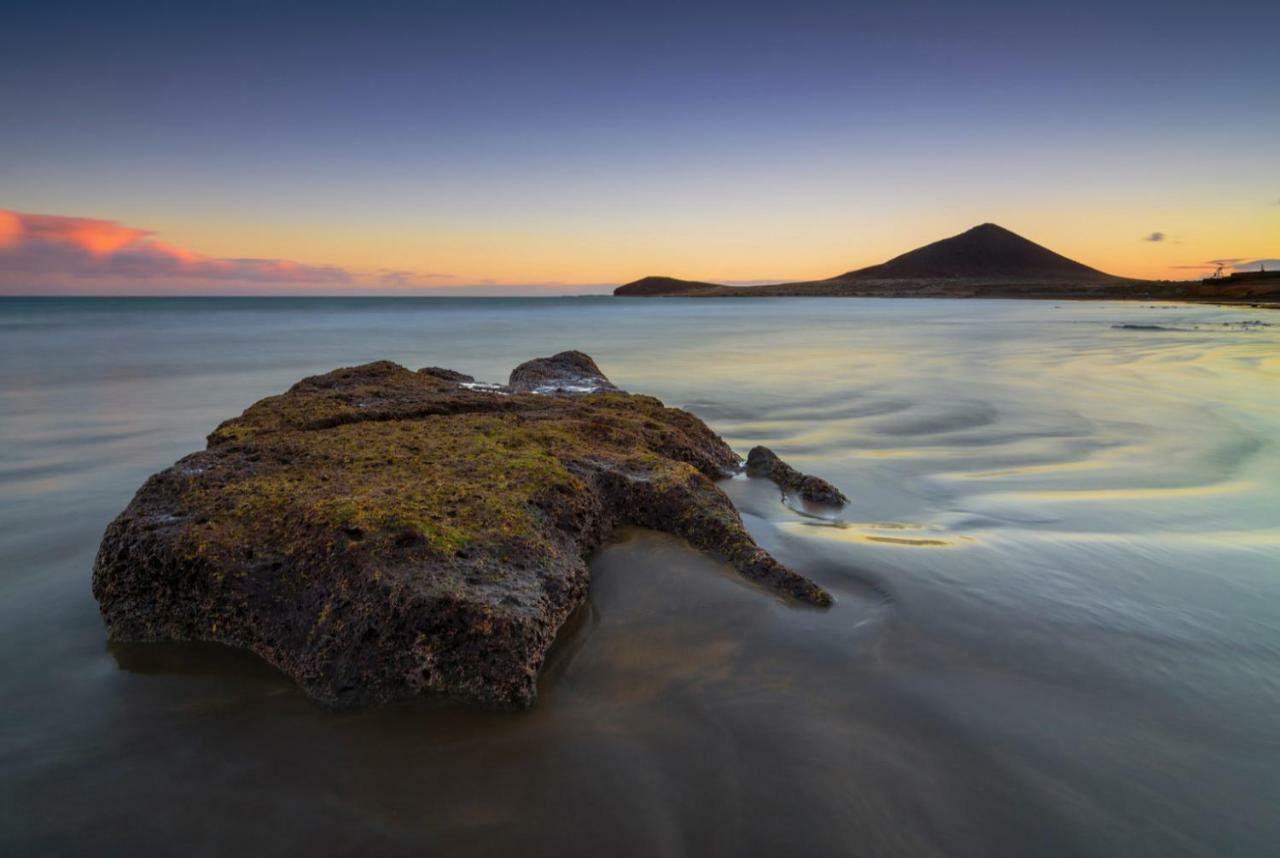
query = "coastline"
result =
(613, 292, 1280, 309)
(611, 225, 1280, 305)
(1, 293, 1275, 308)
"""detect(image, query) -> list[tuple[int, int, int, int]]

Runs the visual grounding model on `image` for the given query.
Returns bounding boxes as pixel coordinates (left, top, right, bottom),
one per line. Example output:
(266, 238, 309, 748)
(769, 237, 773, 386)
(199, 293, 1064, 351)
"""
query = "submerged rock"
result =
(93, 353, 831, 710)
(745, 446, 849, 506)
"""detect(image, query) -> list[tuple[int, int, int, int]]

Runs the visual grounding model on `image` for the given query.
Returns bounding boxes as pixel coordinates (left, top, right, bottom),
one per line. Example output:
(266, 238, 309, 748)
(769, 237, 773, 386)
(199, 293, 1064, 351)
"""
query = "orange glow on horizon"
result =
(153, 204, 1273, 287)
(0, 209, 350, 287)
(0, 210, 21, 250)
(1, 206, 1274, 291)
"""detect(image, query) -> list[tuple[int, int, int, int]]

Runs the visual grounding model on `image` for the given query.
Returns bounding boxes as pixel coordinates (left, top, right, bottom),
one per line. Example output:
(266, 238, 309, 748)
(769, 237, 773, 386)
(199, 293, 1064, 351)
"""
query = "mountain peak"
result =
(838, 224, 1111, 281)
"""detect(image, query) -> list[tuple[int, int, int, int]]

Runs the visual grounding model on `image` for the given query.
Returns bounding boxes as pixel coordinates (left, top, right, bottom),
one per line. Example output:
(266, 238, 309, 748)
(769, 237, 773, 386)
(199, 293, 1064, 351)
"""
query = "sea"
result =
(1, 296, 1277, 857)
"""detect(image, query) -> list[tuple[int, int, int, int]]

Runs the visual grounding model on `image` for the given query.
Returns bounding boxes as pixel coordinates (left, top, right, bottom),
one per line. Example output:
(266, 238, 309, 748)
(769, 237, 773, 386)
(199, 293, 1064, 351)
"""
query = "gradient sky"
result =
(2, 0, 1276, 294)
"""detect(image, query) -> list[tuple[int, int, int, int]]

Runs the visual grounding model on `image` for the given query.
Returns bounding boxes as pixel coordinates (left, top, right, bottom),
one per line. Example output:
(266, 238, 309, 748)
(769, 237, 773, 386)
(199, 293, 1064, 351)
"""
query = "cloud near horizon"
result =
(372, 269, 458, 288)
(0, 209, 352, 287)
(1233, 258, 1279, 272)
(1168, 258, 1277, 273)
(1142, 231, 1166, 242)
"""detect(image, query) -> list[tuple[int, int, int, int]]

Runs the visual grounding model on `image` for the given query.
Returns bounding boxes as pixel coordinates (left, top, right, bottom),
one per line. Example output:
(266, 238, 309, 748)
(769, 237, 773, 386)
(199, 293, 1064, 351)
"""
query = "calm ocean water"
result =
(1, 296, 1277, 857)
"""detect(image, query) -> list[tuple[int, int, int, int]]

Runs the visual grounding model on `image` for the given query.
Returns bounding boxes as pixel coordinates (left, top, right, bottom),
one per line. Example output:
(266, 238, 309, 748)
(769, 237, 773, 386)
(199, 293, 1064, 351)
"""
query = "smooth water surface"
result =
(1, 297, 1277, 857)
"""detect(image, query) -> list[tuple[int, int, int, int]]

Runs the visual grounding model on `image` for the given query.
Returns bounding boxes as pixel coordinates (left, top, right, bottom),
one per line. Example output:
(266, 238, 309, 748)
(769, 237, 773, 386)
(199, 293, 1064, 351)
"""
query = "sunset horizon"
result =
(4, 2, 1276, 295)
(3, 3, 1278, 856)
(1, 206, 1275, 295)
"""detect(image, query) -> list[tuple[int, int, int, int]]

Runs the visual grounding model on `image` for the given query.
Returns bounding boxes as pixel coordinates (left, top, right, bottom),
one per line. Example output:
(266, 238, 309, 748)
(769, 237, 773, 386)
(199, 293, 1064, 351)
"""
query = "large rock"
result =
(93, 354, 832, 710)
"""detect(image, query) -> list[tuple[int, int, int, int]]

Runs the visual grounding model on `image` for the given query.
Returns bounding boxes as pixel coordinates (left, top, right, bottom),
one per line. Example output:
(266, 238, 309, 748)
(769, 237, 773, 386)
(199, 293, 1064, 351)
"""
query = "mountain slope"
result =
(608, 223, 1192, 299)
(837, 223, 1113, 281)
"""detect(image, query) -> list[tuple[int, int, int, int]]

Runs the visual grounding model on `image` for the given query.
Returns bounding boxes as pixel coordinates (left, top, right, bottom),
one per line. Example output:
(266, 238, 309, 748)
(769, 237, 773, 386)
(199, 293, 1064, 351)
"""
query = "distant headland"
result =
(614, 224, 1280, 304)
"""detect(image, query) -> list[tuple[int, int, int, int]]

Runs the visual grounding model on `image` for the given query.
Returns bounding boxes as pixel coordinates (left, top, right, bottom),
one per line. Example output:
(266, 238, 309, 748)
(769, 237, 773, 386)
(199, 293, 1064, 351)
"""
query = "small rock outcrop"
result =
(746, 446, 849, 506)
(93, 353, 832, 711)
(508, 350, 618, 394)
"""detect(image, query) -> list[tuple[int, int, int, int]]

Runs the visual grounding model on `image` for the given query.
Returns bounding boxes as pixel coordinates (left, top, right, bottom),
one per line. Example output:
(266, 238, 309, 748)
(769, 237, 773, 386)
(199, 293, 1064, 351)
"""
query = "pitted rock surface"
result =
(93, 354, 832, 710)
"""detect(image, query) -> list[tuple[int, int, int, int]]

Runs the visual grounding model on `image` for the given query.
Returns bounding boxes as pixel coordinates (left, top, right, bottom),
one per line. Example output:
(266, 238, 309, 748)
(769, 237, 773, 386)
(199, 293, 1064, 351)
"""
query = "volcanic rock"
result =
(92, 354, 832, 710)
(508, 350, 619, 394)
(746, 446, 849, 506)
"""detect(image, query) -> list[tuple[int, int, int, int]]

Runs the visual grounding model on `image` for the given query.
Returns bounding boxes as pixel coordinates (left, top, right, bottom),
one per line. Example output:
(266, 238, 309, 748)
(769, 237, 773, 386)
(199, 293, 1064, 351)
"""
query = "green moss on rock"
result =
(93, 354, 832, 709)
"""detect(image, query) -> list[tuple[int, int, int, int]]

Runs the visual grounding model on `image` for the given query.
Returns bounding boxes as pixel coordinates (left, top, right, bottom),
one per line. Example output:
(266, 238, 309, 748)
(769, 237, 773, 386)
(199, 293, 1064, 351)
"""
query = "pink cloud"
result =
(0, 210, 24, 249)
(0, 210, 350, 286)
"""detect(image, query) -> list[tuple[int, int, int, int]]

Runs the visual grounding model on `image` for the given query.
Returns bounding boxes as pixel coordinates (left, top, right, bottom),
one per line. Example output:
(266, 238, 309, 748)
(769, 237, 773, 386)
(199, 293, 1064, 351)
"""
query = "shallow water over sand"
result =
(1, 297, 1277, 857)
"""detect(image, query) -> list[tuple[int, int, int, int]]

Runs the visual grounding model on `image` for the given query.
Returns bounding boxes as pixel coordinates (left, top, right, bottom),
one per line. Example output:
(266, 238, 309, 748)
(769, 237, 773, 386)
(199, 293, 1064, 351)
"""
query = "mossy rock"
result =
(93, 354, 831, 709)
(746, 445, 850, 506)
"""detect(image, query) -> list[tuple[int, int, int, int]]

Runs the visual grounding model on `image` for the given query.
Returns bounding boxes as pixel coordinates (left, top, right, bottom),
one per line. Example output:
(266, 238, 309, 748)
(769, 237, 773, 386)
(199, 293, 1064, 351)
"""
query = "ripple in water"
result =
(0, 297, 1277, 857)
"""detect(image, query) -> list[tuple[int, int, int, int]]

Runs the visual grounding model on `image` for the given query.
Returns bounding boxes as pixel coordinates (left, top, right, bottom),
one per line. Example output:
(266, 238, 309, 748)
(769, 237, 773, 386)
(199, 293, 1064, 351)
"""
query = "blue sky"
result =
(2, 0, 1276, 292)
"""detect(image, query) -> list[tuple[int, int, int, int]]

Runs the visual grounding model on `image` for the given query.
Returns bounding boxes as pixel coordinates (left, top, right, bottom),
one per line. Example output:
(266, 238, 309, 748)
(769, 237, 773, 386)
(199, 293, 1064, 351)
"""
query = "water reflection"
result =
(0, 297, 1277, 856)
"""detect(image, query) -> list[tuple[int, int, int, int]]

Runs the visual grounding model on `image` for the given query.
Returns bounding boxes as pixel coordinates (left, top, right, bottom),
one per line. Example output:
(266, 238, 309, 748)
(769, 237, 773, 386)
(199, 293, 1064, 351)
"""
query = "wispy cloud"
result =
(1169, 258, 1242, 271)
(1142, 231, 1166, 242)
(372, 269, 457, 288)
(0, 210, 350, 286)
(0, 210, 615, 295)
(1168, 257, 1279, 274)
(1233, 258, 1279, 272)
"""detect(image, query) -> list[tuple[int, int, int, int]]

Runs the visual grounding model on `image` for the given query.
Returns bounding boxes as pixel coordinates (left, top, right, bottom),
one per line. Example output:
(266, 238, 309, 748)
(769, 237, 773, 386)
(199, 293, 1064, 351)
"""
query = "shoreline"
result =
(0, 294, 1275, 308)
(614, 294, 1280, 309)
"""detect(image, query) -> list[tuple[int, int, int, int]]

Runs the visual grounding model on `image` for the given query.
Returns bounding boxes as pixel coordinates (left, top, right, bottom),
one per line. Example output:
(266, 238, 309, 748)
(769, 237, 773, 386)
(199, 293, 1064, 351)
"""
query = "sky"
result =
(1, 0, 1276, 295)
